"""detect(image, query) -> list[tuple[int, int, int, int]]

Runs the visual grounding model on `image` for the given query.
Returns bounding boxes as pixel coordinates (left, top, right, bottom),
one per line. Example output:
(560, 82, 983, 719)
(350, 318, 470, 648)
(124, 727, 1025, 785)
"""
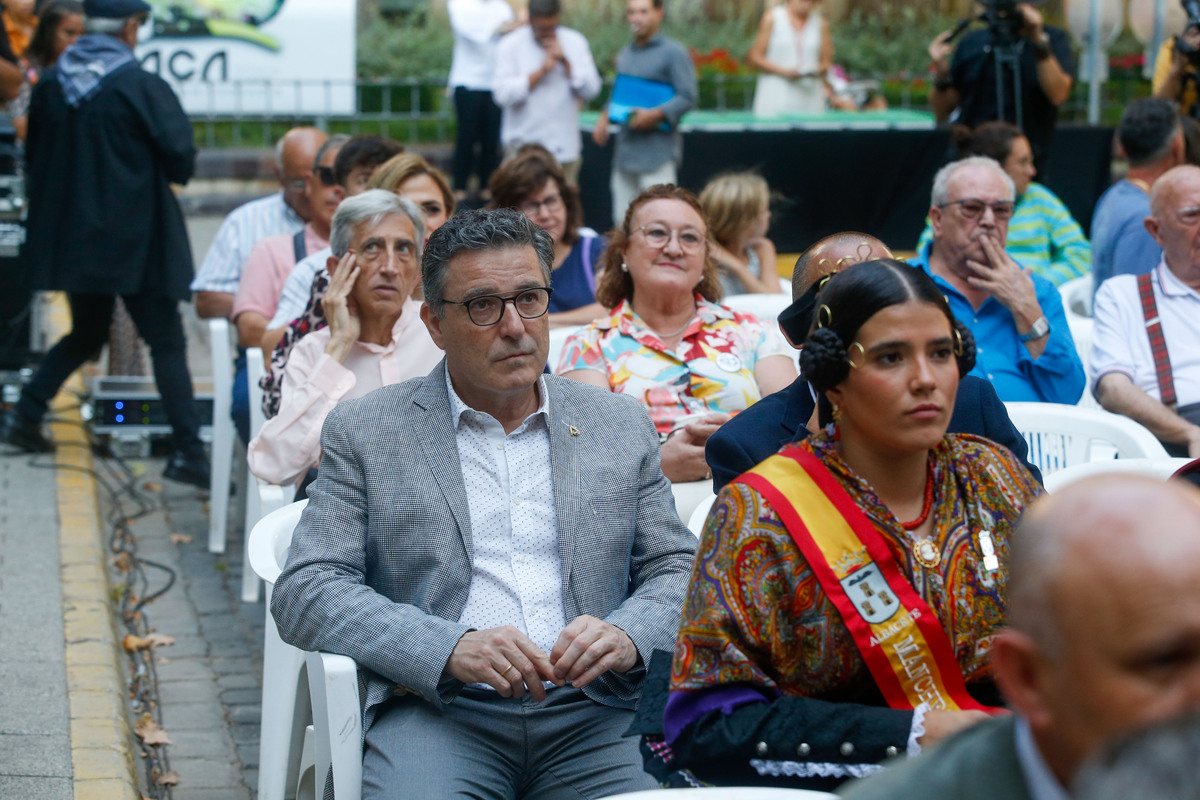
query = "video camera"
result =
(1176, 0, 1200, 68)
(979, 0, 1026, 45)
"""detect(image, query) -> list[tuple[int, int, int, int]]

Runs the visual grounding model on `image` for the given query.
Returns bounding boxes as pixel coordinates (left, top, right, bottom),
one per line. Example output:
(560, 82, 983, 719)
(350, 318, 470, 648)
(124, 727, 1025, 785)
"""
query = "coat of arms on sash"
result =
(840, 563, 900, 624)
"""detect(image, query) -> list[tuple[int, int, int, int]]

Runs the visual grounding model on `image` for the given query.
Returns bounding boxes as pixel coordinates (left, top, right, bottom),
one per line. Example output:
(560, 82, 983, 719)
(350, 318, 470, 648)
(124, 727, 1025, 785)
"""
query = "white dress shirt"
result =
(492, 25, 602, 165)
(448, 0, 515, 91)
(267, 247, 329, 329)
(448, 373, 568, 661)
(1091, 259, 1200, 406)
(190, 192, 303, 295)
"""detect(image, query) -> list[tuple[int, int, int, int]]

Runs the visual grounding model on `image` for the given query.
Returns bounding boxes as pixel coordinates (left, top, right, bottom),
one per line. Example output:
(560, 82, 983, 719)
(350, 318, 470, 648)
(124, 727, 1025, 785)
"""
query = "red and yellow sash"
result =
(737, 447, 994, 713)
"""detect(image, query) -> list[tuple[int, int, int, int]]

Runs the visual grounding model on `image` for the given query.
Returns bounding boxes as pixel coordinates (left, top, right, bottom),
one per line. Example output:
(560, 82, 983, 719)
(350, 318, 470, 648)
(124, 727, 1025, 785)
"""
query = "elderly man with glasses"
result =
(270, 207, 696, 799)
(247, 190, 442, 490)
(909, 155, 1084, 403)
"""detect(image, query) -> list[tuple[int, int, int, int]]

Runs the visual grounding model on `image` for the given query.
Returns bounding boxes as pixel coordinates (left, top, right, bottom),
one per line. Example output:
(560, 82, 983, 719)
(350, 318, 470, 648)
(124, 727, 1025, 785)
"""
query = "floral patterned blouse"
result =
(556, 294, 790, 434)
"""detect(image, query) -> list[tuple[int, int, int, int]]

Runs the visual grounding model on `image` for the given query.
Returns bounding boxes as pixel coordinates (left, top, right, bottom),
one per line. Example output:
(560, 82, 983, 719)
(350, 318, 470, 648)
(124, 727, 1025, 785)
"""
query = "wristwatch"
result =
(1032, 32, 1053, 61)
(1019, 315, 1050, 342)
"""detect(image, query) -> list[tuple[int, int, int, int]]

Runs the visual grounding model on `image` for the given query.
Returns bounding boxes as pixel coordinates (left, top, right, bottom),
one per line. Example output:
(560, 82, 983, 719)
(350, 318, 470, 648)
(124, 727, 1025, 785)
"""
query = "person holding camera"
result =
(1152, 10, 1200, 116)
(928, 1, 1074, 176)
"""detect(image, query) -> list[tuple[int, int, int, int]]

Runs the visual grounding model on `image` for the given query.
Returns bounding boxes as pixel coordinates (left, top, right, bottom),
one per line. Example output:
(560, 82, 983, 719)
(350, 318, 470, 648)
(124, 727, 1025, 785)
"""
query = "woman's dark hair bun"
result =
(799, 326, 851, 393)
(954, 320, 976, 377)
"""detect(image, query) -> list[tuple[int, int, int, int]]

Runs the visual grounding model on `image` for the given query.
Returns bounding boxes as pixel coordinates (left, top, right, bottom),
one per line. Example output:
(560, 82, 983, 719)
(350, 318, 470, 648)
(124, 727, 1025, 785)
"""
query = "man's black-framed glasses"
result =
(443, 287, 554, 326)
(939, 198, 1016, 221)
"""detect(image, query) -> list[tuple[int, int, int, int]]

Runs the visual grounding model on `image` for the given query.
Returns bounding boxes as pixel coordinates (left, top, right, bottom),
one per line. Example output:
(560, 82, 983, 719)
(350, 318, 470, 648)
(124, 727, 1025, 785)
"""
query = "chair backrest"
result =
(687, 493, 716, 537)
(207, 317, 235, 401)
(1043, 457, 1196, 493)
(247, 499, 309, 585)
(1059, 274, 1094, 318)
(1003, 402, 1170, 476)
(547, 325, 583, 373)
(246, 346, 267, 440)
(722, 293, 792, 324)
(1064, 315, 1099, 409)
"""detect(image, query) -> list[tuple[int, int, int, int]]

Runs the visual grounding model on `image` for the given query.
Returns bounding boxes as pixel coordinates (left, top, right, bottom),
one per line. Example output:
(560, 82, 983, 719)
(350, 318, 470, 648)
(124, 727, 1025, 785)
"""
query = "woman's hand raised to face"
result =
(323, 252, 362, 364)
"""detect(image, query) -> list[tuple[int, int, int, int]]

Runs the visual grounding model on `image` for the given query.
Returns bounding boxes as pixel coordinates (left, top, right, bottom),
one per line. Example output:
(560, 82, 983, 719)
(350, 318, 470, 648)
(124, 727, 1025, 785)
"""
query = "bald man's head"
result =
(1149, 164, 1200, 219)
(995, 475, 1200, 785)
(1145, 165, 1200, 278)
(791, 232, 893, 300)
(276, 127, 328, 221)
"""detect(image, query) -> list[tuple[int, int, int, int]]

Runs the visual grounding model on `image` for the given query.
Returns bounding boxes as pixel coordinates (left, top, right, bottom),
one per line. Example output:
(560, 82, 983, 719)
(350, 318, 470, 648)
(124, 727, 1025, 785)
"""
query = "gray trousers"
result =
(362, 686, 656, 799)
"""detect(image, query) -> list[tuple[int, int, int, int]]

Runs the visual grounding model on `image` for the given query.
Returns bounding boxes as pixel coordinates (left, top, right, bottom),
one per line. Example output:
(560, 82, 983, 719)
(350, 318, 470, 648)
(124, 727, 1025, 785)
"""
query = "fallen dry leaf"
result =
(158, 771, 180, 786)
(123, 633, 175, 652)
(112, 553, 133, 571)
(142, 481, 162, 493)
(170, 533, 193, 545)
(134, 714, 172, 746)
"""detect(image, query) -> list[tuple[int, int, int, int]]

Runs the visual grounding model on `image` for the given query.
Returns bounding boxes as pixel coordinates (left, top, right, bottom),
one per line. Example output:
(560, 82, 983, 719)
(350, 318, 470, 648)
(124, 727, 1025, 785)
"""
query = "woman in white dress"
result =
(747, 0, 833, 116)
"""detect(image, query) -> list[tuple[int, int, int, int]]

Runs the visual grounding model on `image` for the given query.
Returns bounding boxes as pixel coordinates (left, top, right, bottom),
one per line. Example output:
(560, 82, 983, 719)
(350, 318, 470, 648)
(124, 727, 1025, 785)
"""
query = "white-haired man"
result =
(1091, 164, 1200, 458)
(910, 156, 1084, 403)
(247, 190, 442, 488)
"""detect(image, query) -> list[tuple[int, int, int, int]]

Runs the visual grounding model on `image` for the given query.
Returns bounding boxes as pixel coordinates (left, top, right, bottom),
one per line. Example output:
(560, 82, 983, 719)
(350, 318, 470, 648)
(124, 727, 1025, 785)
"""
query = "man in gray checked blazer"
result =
(271, 208, 697, 798)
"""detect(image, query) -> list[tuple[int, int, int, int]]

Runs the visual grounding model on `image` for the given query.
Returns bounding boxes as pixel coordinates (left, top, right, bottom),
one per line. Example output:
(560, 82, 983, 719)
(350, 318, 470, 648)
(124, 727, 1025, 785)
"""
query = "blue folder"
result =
(608, 74, 676, 129)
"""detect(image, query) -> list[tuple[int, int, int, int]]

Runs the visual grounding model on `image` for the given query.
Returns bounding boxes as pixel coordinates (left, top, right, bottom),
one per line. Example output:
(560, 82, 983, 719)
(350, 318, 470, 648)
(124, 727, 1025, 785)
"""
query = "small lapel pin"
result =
(568, 425, 580, 437)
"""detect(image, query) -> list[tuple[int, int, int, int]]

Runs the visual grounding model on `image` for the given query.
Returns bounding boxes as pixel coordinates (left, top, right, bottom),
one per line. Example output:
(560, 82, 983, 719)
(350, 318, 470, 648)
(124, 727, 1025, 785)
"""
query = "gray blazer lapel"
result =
(412, 361, 474, 558)
(546, 378, 580, 604)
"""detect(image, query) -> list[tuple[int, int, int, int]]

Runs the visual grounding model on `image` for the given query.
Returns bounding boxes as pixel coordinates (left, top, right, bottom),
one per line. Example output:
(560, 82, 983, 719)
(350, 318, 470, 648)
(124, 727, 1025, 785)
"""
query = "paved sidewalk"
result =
(1, 216, 267, 798)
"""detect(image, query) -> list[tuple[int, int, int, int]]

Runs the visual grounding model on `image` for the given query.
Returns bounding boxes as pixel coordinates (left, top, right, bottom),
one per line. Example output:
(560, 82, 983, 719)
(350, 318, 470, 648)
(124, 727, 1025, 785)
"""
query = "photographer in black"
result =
(1152, 1, 1200, 117)
(928, 0, 1074, 176)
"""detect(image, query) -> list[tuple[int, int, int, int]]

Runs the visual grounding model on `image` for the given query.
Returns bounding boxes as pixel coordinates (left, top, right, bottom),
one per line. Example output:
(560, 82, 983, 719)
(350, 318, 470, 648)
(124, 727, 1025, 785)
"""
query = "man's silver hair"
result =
(422, 208, 554, 318)
(930, 155, 1016, 209)
(329, 190, 426, 263)
(274, 137, 286, 174)
(312, 134, 350, 173)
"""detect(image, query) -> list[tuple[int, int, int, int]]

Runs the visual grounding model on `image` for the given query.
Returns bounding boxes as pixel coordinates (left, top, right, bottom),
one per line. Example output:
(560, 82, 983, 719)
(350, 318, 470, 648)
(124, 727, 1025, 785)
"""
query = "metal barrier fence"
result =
(190, 72, 1148, 147)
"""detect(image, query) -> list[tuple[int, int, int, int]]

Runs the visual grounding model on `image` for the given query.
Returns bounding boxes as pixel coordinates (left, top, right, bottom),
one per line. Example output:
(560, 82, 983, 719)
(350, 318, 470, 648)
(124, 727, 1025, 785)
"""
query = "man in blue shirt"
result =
(911, 156, 1084, 404)
(1090, 98, 1184, 294)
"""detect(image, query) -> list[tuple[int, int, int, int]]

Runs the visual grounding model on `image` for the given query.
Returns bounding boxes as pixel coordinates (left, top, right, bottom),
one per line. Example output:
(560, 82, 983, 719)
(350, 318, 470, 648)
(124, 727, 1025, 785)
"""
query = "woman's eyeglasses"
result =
(637, 224, 706, 253)
(520, 194, 563, 217)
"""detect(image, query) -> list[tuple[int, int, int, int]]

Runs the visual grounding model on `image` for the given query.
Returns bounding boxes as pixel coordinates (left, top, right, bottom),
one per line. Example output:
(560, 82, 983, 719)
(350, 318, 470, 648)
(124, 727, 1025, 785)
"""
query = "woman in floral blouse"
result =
(557, 184, 795, 481)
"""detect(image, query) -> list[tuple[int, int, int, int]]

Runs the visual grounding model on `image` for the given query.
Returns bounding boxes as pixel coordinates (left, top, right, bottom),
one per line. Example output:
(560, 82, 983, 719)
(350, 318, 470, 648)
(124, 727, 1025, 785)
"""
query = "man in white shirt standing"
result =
(448, 0, 524, 202)
(492, 0, 602, 185)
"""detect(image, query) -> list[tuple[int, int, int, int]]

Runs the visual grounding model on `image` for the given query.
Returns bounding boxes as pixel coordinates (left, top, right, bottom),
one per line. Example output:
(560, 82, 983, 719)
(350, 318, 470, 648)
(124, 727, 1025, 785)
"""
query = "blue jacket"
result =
(706, 374, 1041, 493)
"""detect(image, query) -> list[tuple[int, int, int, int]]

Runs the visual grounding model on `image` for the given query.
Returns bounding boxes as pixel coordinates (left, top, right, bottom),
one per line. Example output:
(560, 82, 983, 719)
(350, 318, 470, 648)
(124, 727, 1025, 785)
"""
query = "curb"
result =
(45, 293, 141, 800)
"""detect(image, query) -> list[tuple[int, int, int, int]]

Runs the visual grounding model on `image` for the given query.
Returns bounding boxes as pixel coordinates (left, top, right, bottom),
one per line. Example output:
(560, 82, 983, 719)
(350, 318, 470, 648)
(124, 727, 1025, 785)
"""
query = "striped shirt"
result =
(916, 182, 1091, 288)
(190, 192, 304, 295)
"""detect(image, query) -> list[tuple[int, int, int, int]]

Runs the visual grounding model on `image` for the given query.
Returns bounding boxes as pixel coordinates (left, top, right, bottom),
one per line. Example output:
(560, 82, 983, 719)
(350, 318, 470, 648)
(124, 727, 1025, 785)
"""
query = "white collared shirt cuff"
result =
(906, 702, 931, 757)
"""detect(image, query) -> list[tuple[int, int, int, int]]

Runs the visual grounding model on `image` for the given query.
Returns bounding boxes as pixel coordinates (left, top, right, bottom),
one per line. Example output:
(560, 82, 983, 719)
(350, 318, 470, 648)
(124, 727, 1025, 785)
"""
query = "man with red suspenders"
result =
(1092, 164, 1200, 458)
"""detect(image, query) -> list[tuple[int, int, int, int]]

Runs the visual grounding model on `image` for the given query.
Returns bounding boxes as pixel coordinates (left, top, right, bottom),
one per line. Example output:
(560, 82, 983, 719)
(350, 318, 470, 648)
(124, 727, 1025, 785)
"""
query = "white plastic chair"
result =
(247, 499, 312, 800)
(207, 318, 236, 553)
(671, 479, 713, 529)
(547, 324, 583, 373)
(604, 788, 838, 799)
(1043, 457, 1195, 493)
(722, 293, 793, 324)
(687, 493, 716, 537)
(1003, 402, 1170, 477)
(248, 500, 363, 800)
(1065, 314, 1099, 410)
(1059, 274, 1093, 318)
(242, 347, 289, 603)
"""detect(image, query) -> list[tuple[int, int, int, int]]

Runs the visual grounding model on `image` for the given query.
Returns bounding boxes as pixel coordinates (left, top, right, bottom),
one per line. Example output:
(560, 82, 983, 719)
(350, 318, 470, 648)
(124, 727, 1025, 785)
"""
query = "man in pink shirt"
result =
(232, 134, 349, 350)
(247, 190, 443, 488)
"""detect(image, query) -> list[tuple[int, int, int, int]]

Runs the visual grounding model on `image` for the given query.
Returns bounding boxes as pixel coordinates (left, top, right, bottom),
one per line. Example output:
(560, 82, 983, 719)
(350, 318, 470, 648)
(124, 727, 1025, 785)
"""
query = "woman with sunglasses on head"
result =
(914, 122, 1090, 287)
(663, 260, 1041, 790)
(556, 184, 796, 482)
(488, 144, 607, 326)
